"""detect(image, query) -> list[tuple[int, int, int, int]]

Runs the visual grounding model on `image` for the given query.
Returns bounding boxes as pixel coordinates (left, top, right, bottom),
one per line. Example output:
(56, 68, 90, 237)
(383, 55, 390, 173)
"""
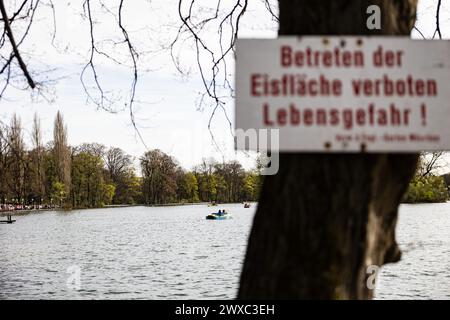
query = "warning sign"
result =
(235, 37, 450, 152)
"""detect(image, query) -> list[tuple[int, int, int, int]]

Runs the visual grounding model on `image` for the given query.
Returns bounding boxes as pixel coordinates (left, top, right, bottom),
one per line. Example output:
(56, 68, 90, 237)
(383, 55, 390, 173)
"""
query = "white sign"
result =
(235, 37, 450, 152)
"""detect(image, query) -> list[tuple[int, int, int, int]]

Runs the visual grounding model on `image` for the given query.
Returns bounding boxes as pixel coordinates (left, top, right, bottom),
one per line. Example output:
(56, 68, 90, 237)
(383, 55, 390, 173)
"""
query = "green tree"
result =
(53, 111, 71, 206)
(51, 181, 67, 207)
(214, 173, 227, 203)
(242, 173, 259, 202)
(71, 146, 112, 208)
(208, 174, 217, 202)
(104, 147, 140, 204)
(101, 183, 116, 206)
(404, 175, 449, 203)
(28, 113, 46, 205)
(141, 149, 179, 204)
(183, 172, 199, 202)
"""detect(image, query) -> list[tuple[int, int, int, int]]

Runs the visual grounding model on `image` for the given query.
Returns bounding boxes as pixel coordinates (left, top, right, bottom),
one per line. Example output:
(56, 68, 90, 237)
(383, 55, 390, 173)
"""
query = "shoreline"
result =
(1, 200, 445, 217)
(2, 200, 446, 217)
(0, 202, 254, 216)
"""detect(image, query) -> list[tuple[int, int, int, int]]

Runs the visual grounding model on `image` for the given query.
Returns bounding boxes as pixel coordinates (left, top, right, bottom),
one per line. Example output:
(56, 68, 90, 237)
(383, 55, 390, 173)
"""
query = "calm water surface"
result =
(1, 202, 449, 299)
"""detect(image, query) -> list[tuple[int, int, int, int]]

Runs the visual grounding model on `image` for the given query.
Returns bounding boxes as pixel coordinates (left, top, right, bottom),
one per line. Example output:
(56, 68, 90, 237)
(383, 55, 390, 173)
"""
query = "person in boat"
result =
(217, 209, 222, 216)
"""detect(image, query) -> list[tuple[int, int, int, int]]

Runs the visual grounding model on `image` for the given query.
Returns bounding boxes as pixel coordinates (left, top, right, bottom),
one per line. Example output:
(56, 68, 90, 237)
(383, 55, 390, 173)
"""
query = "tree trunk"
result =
(238, 0, 419, 299)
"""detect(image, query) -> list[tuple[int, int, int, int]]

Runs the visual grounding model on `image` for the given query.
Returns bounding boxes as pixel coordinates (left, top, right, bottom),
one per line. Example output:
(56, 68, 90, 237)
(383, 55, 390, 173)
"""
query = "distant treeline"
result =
(0, 112, 261, 208)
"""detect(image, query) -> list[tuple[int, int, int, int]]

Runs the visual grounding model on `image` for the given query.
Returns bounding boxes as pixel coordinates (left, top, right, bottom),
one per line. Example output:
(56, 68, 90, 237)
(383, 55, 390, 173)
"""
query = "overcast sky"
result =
(1, 0, 448, 171)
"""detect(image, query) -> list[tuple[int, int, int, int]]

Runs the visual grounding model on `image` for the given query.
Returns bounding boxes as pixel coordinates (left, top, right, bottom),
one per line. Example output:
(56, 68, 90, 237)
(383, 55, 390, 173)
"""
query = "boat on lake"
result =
(206, 211, 232, 220)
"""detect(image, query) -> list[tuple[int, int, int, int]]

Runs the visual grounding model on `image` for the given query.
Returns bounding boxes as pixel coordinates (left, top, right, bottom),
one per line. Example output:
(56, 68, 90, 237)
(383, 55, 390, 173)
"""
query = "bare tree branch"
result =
(0, 0, 29, 23)
(80, 0, 112, 111)
(419, 151, 447, 177)
(436, 0, 442, 39)
(118, 0, 147, 150)
(0, 0, 35, 88)
(413, 26, 426, 39)
(431, 0, 443, 39)
(172, 0, 249, 152)
(262, 0, 278, 22)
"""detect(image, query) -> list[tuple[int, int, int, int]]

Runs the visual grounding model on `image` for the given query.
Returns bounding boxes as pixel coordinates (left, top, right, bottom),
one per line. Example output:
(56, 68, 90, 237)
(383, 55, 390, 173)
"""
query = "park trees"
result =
(193, 158, 218, 203)
(183, 171, 200, 203)
(242, 172, 260, 202)
(141, 149, 179, 204)
(190, 158, 258, 203)
(214, 161, 246, 203)
(71, 143, 116, 208)
(0, 114, 259, 208)
(105, 147, 140, 204)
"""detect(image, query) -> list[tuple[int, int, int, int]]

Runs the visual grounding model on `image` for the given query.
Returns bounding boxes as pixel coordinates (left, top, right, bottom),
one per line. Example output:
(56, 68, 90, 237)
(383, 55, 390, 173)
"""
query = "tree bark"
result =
(238, 0, 419, 299)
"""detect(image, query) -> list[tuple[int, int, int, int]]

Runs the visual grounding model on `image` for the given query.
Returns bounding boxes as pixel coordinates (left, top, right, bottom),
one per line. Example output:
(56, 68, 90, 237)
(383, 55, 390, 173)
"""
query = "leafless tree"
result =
(105, 146, 132, 181)
(414, 0, 443, 39)
(77, 142, 106, 159)
(53, 110, 71, 197)
(418, 151, 447, 177)
(170, 0, 256, 149)
(30, 112, 46, 201)
(0, 0, 38, 93)
(7, 113, 26, 201)
(0, 0, 148, 146)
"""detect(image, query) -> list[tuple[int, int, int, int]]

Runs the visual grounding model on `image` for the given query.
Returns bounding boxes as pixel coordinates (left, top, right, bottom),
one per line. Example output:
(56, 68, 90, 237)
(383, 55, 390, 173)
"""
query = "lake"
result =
(0, 202, 449, 299)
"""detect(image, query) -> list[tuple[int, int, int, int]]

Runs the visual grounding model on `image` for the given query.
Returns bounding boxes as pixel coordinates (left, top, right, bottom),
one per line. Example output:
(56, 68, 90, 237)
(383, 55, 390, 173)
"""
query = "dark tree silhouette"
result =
(238, 0, 420, 299)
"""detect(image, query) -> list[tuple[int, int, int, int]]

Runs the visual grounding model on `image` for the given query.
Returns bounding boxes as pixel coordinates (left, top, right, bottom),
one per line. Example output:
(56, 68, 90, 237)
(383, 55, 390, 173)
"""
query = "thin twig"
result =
(436, 0, 442, 39)
(0, 0, 35, 88)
